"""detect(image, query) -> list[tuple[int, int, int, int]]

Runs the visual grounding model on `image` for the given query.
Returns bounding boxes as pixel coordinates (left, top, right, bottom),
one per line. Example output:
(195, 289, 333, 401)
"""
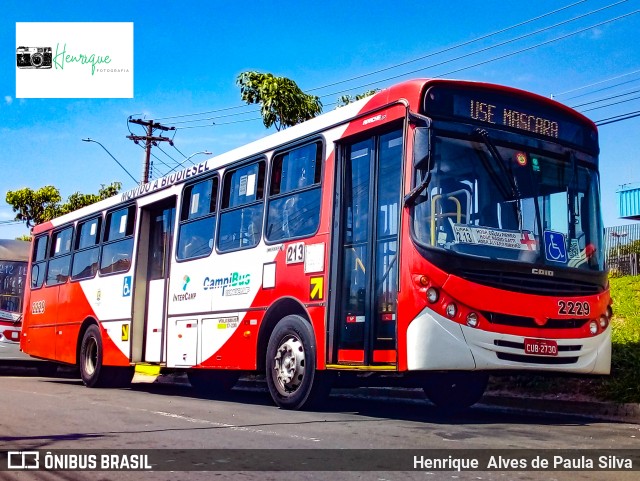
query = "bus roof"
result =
(30, 78, 598, 235)
(0, 239, 30, 262)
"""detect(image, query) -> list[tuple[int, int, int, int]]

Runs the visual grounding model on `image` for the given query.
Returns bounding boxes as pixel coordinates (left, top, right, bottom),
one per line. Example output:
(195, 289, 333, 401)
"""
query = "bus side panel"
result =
(21, 285, 59, 361)
(55, 282, 88, 364)
(99, 322, 131, 366)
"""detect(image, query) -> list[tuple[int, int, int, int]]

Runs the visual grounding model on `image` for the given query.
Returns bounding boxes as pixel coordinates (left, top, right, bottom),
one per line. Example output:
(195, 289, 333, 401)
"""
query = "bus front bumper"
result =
(406, 306, 611, 375)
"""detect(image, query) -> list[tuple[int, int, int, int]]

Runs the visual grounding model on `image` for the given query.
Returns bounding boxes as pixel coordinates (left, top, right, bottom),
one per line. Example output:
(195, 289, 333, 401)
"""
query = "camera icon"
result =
(16, 46, 52, 69)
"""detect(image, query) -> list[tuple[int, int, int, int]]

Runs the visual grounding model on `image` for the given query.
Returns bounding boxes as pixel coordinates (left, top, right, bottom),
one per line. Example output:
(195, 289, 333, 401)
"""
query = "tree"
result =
(337, 89, 379, 107)
(6, 182, 121, 228)
(237, 71, 322, 131)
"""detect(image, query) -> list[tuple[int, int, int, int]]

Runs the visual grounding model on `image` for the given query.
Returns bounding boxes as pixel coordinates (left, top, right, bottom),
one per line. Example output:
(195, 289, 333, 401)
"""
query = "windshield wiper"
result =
(473, 128, 522, 228)
(404, 171, 431, 207)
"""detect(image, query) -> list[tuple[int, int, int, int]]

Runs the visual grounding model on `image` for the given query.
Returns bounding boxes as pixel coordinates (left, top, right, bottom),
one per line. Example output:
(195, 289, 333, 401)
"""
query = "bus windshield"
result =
(0, 260, 27, 320)
(412, 134, 604, 271)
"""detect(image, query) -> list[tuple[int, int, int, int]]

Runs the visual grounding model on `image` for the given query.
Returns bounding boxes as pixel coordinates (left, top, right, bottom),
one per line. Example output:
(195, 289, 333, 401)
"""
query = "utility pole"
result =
(127, 118, 176, 184)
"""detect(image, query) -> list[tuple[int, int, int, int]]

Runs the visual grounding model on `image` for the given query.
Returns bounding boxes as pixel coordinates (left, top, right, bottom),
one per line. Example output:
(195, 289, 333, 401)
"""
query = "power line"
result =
(571, 87, 640, 108)
(140, 5, 640, 134)
(321, 8, 640, 99)
(552, 68, 640, 98)
(562, 76, 640, 101)
(150, 1, 605, 125)
(580, 94, 640, 112)
(306, 0, 592, 93)
(595, 110, 640, 125)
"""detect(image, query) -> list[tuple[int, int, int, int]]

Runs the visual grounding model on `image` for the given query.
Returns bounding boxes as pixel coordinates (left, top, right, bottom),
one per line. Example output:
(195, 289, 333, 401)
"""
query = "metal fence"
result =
(605, 224, 640, 276)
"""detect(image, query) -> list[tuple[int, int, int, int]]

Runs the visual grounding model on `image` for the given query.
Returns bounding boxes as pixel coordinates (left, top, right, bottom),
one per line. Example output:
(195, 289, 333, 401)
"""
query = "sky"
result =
(1, 0, 640, 240)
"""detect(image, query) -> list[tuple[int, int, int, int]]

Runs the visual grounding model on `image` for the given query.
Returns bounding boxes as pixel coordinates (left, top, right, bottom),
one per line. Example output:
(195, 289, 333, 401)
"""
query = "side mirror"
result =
(413, 127, 430, 167)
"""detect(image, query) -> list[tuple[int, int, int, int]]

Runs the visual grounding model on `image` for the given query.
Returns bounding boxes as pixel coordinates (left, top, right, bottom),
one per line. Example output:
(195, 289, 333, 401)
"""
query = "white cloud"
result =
(4, 96, 13, 105)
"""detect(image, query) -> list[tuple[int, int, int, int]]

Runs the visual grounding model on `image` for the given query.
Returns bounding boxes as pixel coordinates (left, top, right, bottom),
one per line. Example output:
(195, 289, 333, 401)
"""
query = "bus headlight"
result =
(466, 312, 479, 327)
(426, 287, 439, 303)
(599, 315, 608, 329)
(589, 321, 598, 335)
(446, 303, 457, 318)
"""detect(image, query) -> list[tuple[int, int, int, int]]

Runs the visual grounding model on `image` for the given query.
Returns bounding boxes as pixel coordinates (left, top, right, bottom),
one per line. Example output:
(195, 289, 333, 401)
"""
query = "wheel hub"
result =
(273, 336, 305, 395)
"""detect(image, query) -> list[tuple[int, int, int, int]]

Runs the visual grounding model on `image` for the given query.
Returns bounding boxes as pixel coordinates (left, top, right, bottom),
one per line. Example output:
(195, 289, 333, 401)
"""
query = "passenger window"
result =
(177, 177, 218, 260)
(266, 141, 322, 242)
(71, 216, 102, 281)
(31, 235, 48, 289)
(100, 206, 135, 275)
(46, 226, 73, 285)
(218, 160, 265, 252)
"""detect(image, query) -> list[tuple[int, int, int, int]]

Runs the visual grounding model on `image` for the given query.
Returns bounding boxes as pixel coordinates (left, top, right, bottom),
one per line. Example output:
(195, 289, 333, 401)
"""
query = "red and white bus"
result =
(20, 79, 611, 409)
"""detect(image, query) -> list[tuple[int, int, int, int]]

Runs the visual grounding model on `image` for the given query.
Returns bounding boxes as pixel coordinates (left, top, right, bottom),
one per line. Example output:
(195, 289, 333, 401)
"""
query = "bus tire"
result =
(79, 325, 134, 388)
(423, 372, 489, 410)
(266, 315, 331, 410)
(187, 370, 240, 398)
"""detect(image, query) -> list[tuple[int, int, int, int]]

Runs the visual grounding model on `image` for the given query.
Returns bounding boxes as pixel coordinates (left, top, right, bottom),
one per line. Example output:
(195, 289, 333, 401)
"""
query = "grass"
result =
(488, 275, 640, 404)
(600, 276, 640, 402)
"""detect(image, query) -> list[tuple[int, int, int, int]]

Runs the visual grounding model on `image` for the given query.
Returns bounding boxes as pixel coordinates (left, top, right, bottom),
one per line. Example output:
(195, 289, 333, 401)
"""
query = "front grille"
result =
(494, 340, 582, 352)
(459, 269, 602, 296)
(483, 312, 590, 329)
(497, 352, 579, 364)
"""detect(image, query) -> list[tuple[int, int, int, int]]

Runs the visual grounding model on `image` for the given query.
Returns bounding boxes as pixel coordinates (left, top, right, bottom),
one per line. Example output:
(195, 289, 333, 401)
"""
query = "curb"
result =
(149, 373, 640, 423)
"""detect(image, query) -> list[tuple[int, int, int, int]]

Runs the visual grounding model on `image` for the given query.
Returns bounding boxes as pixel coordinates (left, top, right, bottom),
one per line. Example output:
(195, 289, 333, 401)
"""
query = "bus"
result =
(0, 239, 29, 355)
(20, 79, 611, 410)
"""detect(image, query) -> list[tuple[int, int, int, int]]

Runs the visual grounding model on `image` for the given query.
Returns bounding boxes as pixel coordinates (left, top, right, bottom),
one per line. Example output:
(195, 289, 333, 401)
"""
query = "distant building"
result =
(617, 182, 640, 220)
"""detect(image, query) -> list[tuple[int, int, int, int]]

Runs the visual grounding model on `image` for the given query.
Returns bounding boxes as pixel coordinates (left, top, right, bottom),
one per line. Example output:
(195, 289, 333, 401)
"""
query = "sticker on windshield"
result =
(543, 230, 567, 263)
(453, 225, 537, 251)
(568, 239, 580, 259)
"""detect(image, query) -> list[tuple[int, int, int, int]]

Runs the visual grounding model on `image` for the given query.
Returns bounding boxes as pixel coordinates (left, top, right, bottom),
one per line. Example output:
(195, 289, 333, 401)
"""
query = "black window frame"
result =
(216, 158, 266, 253)
(70, 214, 103, 282)
(99, 204, 136, 276)
(30, 234, 49, 290)
(45, 225, 74, 286)
(176, 174, 219, 261)
(265, 138, 324, 244)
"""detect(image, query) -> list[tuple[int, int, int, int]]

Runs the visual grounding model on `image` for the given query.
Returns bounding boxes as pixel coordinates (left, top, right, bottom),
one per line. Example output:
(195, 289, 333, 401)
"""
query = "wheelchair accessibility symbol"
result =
(543, 231, 567, 263)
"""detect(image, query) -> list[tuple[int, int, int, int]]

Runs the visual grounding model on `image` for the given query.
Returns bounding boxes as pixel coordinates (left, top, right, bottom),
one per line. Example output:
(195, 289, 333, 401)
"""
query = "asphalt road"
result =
(0, 371, 638, 481)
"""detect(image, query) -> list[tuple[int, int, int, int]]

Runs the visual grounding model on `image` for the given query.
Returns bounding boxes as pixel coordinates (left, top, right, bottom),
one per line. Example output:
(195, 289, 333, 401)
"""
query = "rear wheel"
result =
(187, 370, 240, 398)
(79, 324, 133, 388)
(423, 372, 488, 410)
(266, 315, 332, 410)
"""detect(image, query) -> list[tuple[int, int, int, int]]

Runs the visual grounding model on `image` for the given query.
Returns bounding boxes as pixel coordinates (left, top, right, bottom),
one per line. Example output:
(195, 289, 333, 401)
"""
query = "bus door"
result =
(330, 128, 403, 366)
(133, 198, 176, 363)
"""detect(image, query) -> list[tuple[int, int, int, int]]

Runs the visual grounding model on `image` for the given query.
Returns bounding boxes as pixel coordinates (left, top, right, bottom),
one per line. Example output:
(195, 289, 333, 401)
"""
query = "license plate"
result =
(524, 338, 558, 356)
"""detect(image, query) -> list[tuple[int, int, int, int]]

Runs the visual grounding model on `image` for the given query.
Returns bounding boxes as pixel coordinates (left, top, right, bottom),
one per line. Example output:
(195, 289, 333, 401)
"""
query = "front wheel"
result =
(79, 324, 133, 388)
(423, 372, 488, 410)
(266, 315, 332, 410)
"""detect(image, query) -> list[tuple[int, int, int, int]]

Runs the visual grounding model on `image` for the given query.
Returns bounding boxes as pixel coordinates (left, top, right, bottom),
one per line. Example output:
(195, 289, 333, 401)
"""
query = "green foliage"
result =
(5, 185, 61, 228)
(337, 89, 379, 107)
(608, 238, 640, 257)
(603, 276, 640, 402)
(5, 182, 122, 228)
(16, 234, 32, 242)
(236, 71, 322, 131)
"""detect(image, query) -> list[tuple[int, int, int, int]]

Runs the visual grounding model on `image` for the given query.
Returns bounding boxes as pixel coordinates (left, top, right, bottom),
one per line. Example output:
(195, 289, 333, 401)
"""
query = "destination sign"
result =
(422, 84, 598, 154)
(467, 99, 559, 139)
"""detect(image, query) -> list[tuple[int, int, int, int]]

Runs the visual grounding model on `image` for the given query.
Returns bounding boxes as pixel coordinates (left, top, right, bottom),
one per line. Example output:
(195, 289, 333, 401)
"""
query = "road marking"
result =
(152, 410, 321, 442)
